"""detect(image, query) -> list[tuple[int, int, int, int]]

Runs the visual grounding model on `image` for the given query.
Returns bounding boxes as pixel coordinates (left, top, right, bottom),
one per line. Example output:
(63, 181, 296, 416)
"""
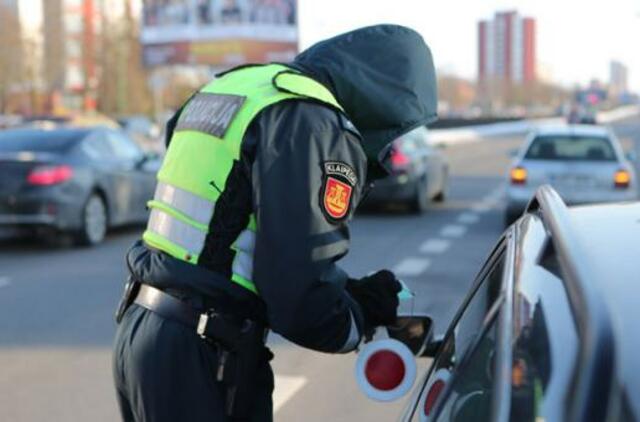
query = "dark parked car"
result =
(0, 127, 160, 245)
(567, 107, 597, 125)
(117, 115, 161, 146)
(364, 126, 448, 213)
(398, 186, 638, 421)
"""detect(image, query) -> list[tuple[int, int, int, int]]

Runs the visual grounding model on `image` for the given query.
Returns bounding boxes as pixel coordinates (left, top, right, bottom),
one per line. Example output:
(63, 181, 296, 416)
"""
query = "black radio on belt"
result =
(115, 277, 140, 324)
(197, 311, 267, 419)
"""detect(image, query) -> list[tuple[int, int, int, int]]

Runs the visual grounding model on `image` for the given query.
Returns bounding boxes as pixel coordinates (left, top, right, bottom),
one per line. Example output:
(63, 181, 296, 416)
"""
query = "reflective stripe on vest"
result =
(151, 182, 214, 226)
(231, 229, 256, 287)
(142, 64, 344, 295)
(147, 208, 206, 254)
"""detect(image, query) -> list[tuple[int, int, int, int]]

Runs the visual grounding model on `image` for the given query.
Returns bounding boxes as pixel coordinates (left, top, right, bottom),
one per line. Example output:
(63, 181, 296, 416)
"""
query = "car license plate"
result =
(550, 174, 595, 188)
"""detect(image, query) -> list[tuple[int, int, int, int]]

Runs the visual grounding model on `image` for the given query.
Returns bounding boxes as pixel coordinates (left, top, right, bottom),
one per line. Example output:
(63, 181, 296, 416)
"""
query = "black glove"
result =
(346, 270, 402, 331)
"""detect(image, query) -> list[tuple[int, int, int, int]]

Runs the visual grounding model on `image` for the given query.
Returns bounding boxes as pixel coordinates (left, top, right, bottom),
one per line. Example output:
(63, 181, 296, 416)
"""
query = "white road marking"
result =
(457, 212, 480, 225)
(0, 277, 10, 288)
(471, 203, 492, 213)
(486, 186, 505, 201)
(419, 239, 451, 254)
(479, 201, 497, 211)
(273, 375, 308, 413)
(440, 225, 467, 238)
(472, 186, 506, 212)
(393, 258, 431, 277)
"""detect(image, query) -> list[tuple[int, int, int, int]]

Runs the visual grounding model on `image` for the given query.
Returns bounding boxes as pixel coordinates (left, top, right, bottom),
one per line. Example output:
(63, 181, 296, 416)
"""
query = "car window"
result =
(434, 314, 499, 422)
(524, 135, 616, 161)
(410, 126, 427, 140)
(411, 127, 429, 148)
(508, 241, 578, 422)
(398, 137, 418, 154)
(398, 127, 429, 153)
(81, 130, 113, 159)
(0, 128, 87, 153)
(410, 246, 505, 421)
(105, 130, 144, 161)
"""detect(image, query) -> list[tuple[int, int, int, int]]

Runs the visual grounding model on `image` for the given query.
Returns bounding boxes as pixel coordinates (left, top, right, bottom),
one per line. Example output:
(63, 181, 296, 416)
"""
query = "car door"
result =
(403, 236, 509, 422)
(103, 129, 154, 223)
(404, 215, 581, 422)
(80, 130, 127, 225)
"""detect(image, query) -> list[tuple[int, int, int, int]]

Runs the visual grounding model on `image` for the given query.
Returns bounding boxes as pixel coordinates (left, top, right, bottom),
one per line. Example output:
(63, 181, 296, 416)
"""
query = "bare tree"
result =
(96, 0, 152, 115)
(0, 5, 25, 113)
(438, 74, 477, 112)
(42, 0, 65, 109)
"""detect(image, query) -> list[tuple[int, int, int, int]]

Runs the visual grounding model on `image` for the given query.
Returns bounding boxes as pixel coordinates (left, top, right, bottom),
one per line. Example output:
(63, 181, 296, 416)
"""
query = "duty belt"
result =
(131, 284, 267, 345)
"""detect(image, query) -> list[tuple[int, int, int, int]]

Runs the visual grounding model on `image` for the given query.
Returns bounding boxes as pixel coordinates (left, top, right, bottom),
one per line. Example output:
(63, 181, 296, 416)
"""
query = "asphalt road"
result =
(1, 115, 639, 421)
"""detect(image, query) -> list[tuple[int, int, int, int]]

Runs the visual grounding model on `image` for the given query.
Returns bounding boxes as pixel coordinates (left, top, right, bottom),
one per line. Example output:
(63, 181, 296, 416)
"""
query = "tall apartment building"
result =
(478, 11, 536, 85)
(609, 60, 629, 96)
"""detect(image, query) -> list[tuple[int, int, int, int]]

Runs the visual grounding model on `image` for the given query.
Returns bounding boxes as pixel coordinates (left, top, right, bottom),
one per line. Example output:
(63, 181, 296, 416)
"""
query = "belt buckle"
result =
(197, 310, 217, 339)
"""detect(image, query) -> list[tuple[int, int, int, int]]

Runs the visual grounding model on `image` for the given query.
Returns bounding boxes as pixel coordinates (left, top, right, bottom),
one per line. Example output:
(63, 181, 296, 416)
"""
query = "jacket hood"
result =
(292, 24, 438, 166)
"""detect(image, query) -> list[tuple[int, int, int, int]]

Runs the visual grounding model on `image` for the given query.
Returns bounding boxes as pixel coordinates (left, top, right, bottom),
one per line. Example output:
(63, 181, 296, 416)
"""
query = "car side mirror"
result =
(422, 334, 444, 357)
(508, 148, 519, 158)
(626, 151, 637, 162)
(137, 152, 161, 172)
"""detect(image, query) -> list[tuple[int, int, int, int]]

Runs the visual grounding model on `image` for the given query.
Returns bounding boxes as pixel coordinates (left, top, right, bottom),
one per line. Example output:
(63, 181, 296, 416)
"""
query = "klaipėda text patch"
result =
(176, 93, 246, 138)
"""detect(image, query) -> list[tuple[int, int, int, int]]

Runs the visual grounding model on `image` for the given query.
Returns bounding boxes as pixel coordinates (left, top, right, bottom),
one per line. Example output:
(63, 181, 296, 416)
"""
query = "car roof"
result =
(533, 124, 611, 138)
(567, 201, 640, 416)
(0, 127, 96, 150)
(527, 187, 640, 419)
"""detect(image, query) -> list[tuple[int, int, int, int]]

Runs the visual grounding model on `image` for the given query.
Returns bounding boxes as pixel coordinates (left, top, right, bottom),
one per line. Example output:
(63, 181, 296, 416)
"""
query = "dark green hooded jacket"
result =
(293, 24, 438, 169)
(126, 24, 437, 353)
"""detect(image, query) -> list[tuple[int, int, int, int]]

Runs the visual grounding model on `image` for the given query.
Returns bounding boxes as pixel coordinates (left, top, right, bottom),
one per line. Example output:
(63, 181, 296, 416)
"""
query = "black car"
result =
(392, 186, 637, 421)
(0, 127, 159, 245)
(364, 126, 448, 213)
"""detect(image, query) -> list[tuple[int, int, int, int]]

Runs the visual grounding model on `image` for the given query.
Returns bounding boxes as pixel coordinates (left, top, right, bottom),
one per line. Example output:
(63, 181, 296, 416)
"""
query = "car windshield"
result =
(524, 135, 616, 162)
(0, 128, 89, 153)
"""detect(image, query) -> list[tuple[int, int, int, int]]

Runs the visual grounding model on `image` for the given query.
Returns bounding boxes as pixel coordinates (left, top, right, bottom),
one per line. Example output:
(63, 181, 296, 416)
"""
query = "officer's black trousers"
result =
(113, 305, 274, 422)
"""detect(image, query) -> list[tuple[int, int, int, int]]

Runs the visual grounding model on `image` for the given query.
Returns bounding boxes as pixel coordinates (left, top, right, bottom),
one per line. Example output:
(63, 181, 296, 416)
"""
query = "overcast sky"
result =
(298, 0, 640, 91)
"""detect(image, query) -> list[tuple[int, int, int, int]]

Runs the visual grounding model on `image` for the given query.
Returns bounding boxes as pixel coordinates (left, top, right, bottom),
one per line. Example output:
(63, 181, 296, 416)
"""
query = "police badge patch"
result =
(320, 161, 358, 223)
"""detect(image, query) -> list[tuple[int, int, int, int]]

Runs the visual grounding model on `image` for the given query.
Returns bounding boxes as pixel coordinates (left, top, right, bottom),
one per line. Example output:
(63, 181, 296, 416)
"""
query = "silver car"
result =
(504, 125, 638, 226)
(396, 186, 640, 421)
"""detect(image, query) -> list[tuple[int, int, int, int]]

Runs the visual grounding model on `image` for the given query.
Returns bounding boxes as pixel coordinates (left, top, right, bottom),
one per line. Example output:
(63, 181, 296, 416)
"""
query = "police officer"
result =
(113, 24, 437, 421)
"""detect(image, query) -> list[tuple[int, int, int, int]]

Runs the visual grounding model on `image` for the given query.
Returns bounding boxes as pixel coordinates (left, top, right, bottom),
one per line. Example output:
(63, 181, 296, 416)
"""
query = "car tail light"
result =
(510, 167, 527, 185)
(355, 338, 417, 402)
(423, 379, 446, 417)
(27, 165, 73, 185)
(614, 170, 630, 188)
(391, 146, 410, 170)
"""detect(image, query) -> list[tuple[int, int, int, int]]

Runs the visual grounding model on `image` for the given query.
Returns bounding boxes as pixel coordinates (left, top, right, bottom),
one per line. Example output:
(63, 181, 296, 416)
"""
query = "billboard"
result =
(141, 0, 298, 67)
